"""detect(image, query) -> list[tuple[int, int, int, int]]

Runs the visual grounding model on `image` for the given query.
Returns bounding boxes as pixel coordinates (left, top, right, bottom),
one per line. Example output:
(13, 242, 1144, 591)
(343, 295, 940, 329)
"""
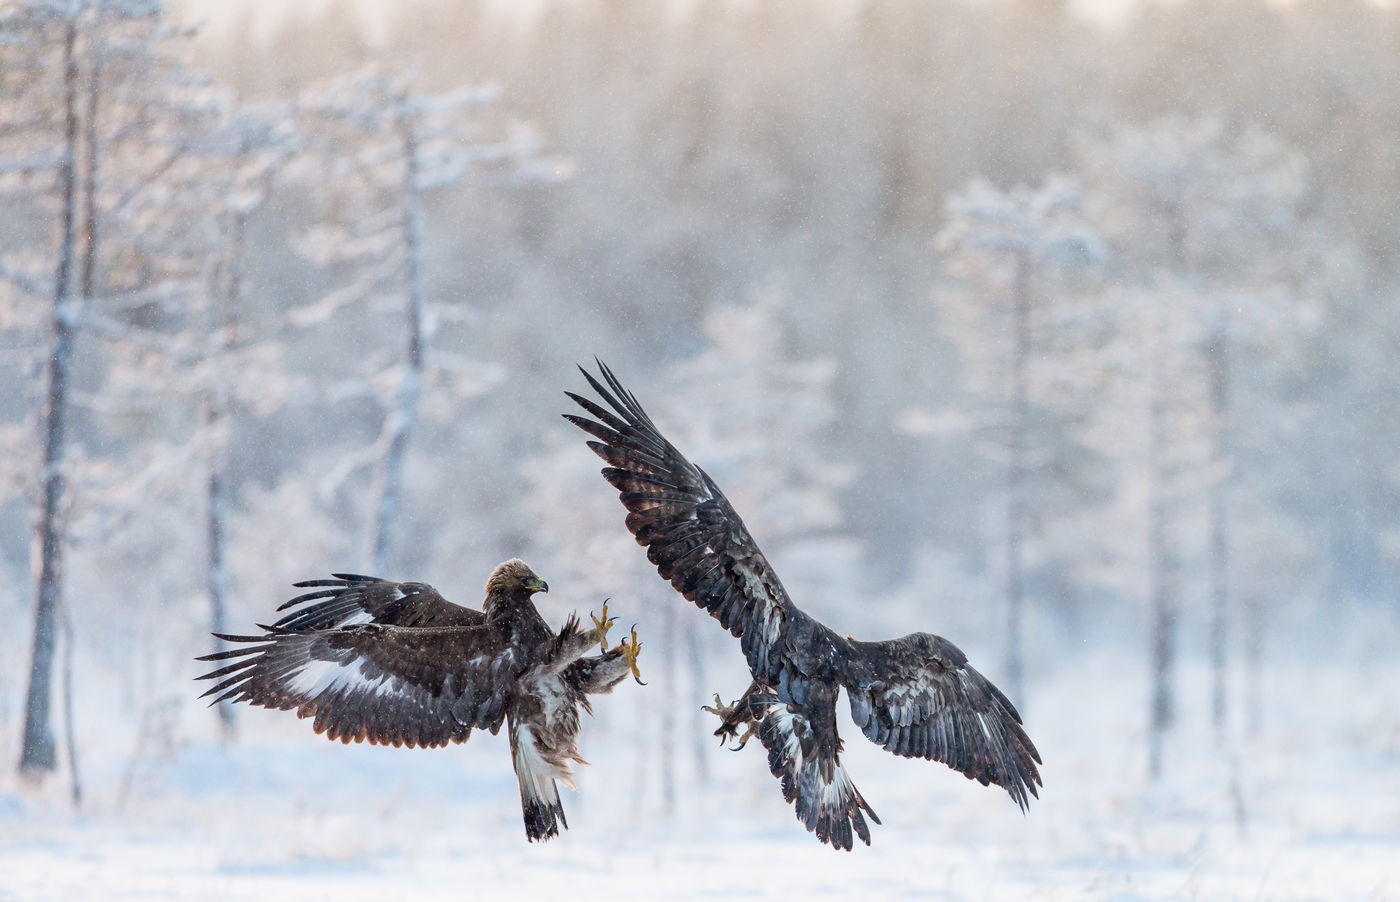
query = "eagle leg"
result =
(702, 692, 758, 750)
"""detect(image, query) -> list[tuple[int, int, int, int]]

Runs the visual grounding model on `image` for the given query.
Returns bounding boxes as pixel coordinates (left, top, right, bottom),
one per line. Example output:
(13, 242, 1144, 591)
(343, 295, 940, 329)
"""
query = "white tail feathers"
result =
(511, 721, 567, 842)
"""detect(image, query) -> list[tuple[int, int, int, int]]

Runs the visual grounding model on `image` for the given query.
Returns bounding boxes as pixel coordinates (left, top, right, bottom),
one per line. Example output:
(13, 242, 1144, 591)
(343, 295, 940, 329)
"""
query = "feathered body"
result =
(196, 559, 642, 842)
(567, 362, 1042, 850)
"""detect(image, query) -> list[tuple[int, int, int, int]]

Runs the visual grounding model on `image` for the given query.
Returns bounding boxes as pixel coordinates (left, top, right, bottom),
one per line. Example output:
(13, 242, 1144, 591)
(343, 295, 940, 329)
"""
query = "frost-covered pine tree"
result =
(1080, 116, 1311, 773)
(288, 68, 552, 576)
(198, 106, 296, 735)
(1, 0, 299, 779)
(934, 176, 1102, 705)
(0, 0, 193, 783)
(3, 0, 87, 782)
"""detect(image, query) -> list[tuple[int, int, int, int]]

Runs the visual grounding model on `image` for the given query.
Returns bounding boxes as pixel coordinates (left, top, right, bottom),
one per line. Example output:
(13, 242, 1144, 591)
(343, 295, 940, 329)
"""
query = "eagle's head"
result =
(485, 558, 548, 603)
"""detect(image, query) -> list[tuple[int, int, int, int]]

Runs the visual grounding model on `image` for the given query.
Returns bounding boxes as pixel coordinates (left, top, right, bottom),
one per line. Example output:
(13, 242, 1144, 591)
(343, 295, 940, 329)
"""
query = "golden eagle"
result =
(196, 559, 642, 842)
(566, 362, 1042, 850)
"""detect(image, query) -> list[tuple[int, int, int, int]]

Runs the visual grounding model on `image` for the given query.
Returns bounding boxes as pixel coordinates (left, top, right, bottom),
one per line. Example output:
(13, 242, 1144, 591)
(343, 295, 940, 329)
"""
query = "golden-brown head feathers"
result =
(485, 558, 548, 600)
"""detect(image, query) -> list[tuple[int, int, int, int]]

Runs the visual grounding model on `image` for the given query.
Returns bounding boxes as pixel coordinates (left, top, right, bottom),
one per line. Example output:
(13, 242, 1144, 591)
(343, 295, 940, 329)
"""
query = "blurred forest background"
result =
(1, 0, 1397, 845)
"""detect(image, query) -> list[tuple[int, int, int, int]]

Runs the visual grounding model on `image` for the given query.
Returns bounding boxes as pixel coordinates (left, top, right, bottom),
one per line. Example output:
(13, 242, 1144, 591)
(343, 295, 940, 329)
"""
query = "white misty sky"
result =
(172, 0, 555, 46)
(170, 0, 1159, 42)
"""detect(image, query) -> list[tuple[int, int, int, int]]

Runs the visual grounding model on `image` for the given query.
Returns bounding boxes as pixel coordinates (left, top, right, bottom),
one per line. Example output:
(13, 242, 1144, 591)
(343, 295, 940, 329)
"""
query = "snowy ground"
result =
(2, 635, 1397, 902)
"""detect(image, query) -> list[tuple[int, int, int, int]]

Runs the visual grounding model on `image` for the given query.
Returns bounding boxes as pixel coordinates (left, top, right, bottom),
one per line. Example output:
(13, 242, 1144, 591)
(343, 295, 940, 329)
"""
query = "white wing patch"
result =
(285, 656, 397, 699)
(767, 704, 807, 770)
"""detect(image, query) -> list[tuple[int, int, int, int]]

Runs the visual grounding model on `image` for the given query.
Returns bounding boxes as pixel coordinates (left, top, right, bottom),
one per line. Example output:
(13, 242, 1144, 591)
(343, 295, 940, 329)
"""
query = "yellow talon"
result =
(590, 600, 616, 652)
(621, 625, 645, 685)
(702, 693, 750, 748)
(701, 693, 727, 717)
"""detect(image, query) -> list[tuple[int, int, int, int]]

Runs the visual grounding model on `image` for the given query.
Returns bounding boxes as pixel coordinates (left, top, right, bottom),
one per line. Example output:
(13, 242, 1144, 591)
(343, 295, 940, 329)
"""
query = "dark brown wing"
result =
(195, 622, 516, 746)
(565, 360, 801, 685)
(844, 632, 1043, 810)
(272, 575, 485, 631)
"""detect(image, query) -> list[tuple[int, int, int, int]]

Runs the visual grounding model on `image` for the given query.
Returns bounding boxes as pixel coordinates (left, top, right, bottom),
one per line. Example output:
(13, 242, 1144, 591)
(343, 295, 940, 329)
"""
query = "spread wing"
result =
(565, 361, 798, 685)
(195, 623, 516, 746)
(271, 575, 485, 630)
(845, 633, 1042, 809)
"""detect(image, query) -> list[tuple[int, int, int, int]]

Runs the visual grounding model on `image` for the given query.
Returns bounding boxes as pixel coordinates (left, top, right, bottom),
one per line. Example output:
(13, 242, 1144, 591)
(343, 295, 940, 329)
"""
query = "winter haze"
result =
(1, 0, 1397, 899)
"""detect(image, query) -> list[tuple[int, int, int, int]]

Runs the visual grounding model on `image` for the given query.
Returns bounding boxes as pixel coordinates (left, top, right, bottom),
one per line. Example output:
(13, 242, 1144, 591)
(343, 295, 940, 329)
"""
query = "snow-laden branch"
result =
(0, 262, 51, 298)
(80, 278, 204, 314)
(0, 148, 66, 175)
(938, 176, 1105, 270)
(74, 307, 203, 361)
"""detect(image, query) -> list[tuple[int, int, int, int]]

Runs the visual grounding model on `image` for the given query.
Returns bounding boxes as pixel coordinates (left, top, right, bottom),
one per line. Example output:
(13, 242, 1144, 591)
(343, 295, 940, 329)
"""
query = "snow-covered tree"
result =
(933, 176, 1103, 704)
(1, 0, 301, 778)
(1079, 116, 1311, 773)
(0, 0, 188, 784)
(197, 106, 296, 734)
(287, 67, 552, 576)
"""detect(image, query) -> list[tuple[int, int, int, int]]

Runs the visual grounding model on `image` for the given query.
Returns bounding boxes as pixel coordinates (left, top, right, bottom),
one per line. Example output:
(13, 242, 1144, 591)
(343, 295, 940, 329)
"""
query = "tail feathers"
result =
(512, 723, 568, 842)
(758, 702, 880, 851)
(520, 779, 566, 842)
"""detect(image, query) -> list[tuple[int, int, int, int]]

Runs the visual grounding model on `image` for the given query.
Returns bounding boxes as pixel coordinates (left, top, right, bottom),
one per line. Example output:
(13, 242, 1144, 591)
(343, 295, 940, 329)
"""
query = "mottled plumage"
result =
(195, 559, 642, 842)
(567, 362, 1041, 850)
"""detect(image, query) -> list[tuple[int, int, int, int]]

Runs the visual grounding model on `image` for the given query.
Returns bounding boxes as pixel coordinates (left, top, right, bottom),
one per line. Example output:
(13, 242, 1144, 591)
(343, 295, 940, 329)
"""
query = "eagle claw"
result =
(590, 600, 616, 652)
(702, 693, 755, 750)
(619, 625, 645, 685)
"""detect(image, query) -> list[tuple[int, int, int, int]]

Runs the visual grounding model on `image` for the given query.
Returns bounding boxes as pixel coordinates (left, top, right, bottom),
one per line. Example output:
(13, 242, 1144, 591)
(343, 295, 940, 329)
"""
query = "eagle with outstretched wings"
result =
(196, 559, 642, 842)
(566, 362, 1041, 850)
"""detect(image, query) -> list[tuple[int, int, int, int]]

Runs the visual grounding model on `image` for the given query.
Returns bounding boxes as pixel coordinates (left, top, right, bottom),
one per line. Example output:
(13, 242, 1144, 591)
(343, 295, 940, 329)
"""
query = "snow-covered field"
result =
(2, 634, 1397, 902)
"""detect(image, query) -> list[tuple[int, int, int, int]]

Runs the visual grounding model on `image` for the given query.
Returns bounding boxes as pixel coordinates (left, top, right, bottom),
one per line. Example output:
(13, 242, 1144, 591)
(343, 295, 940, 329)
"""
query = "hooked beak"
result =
(525, 577, 548, 594)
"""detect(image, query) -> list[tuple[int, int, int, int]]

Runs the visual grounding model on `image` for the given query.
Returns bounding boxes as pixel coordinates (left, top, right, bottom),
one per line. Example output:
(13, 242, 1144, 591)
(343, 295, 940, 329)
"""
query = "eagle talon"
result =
(590, 600, 616, 652)
(703, 693, 747, 748)
(619, 625, 645, 685)
(730, 722, 757, 751)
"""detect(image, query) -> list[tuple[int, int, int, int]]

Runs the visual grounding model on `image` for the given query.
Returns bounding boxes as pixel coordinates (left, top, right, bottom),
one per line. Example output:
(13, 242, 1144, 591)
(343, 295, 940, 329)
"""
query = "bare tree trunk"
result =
(61, 605, 81, 806)
(371, 101, 425, 576)
(78, 30, 99, 300)
(1146, 298, 1179, 780)
(59, 27, 101, 799)
(685, 621, 709, 783)
(1207, 320, 1230, 739)
(1244, 590, 1263, 736)
(205, 209, 245, 737)
(1004, 253, 1031, 706)
(659, 602, 677, 818)
(20, 18, 81, 780)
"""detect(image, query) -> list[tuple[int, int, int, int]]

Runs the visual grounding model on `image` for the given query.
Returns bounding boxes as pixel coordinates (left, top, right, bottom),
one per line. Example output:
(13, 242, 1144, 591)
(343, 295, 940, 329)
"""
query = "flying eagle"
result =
(195, 559, 643, 842)
(566, 362, 1042, 850)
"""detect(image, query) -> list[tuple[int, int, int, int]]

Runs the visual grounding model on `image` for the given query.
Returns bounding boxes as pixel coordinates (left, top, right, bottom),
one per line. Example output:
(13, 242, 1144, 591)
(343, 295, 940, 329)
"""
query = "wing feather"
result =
(844, 632, 1043, 810)
(195, 623, 513, 746)
(272, 576, 485, 631)
(566, 360, 796, 680)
